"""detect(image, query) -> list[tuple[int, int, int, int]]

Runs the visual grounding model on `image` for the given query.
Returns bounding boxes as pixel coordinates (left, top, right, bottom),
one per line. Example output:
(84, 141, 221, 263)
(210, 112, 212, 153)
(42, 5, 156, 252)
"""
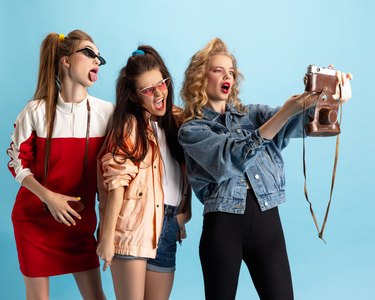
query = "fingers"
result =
(52, 212, 73, 226)
(103, 260, 111, 271)
(53, 211, 76, 226)
(97, 250, 112, 271)
(96, 242, 114, 272)
(66, 196, 82, 220)
(336, 70, 353, 86)
(51, 203, 82, 226)
(66, 205, 82, 221)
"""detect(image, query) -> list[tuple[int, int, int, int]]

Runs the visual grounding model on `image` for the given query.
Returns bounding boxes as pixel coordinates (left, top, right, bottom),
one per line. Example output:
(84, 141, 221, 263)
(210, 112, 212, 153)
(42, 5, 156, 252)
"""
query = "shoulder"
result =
(23, 99, 45, 112)
(88, 95, 114, 119)
(179, 118, 212, 137)
(107, 115, 138, 150)
(16, 99, 45, 122)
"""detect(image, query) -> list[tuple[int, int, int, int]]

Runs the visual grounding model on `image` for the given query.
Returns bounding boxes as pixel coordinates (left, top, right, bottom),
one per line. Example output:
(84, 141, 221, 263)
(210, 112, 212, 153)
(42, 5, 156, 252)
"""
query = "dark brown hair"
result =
(111, 45, 184, 164)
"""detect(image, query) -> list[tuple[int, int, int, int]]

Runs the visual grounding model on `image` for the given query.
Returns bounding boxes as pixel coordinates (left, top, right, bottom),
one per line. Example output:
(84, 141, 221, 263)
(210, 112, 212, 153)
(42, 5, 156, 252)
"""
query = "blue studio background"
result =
(1, 0, 374, 299)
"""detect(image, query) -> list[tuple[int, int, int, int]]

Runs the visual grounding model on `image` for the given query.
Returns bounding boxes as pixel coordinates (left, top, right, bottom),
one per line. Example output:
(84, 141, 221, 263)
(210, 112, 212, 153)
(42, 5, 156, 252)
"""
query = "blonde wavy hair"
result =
(180, 38, 246, 122)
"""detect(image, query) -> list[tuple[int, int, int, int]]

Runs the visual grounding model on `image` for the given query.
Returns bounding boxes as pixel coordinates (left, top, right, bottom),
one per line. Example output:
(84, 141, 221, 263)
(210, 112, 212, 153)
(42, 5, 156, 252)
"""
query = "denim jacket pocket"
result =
(116, 185, 145, 231)
(255, 151, 283, 191)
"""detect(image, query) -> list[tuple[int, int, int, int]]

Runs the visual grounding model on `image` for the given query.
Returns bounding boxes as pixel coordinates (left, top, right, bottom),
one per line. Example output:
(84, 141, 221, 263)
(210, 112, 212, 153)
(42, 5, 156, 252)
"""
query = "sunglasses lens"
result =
(77, 48, 106, 66)
(138, 78, 171, 96)
(98, 57, 106, 66)
(158, 82, 167, 91)
(140, 87, 155, 97)
(83, 48, 96, 59)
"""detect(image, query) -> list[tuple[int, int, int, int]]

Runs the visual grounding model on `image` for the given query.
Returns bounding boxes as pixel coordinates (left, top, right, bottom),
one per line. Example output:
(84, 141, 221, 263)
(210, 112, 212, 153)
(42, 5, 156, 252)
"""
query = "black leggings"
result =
(199, 189, 293, 300)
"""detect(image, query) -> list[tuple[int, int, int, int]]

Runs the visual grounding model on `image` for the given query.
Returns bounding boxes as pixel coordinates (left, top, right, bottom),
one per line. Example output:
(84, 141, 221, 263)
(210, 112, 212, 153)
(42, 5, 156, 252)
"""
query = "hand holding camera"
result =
(304, 64, 353, 136)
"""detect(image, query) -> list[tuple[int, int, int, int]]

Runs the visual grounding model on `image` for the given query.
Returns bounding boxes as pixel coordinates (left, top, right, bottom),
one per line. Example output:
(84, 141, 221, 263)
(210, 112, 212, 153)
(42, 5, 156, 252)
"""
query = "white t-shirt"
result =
(153, 122, 182, 207)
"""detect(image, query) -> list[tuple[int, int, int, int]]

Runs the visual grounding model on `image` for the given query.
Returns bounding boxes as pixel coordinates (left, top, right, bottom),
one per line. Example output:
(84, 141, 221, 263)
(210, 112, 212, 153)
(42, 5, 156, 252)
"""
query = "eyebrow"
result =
(209, 66, 235, 71)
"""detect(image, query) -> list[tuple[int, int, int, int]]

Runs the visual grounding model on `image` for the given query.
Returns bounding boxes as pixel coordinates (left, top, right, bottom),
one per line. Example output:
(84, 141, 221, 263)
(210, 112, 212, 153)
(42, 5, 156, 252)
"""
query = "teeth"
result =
(154, 98, 164, 109)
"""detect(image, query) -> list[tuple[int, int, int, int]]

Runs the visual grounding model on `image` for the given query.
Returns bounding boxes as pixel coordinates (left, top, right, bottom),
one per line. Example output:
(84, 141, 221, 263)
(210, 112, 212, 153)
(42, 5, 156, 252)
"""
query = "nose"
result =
(154, 86, 163, 96)
(223, 71, 230, 80)
(94, 57, 100, 66)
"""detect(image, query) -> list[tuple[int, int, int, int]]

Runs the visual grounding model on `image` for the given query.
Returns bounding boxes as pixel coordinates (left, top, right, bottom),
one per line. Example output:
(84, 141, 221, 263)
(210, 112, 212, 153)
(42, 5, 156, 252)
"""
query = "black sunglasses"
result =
(75, 47, 106, 66)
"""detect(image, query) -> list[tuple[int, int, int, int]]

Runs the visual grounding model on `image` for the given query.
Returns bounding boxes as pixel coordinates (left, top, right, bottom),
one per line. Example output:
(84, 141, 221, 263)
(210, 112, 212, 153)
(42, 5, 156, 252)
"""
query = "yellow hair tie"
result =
(58, 33, 65, 42)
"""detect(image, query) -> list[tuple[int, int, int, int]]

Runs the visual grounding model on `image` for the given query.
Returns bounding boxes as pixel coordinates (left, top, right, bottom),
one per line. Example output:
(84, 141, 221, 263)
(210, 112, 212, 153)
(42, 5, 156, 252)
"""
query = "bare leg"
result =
(73, 267, 106, 300)
(23, 276, 49, 300)
(110, 258, 147, 300)
(144, 270, 174, 300)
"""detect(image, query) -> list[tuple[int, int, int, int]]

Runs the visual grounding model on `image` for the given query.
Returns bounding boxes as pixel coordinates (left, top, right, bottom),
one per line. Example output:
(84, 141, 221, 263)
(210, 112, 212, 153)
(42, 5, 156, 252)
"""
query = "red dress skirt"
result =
(11, 136, 104, 277)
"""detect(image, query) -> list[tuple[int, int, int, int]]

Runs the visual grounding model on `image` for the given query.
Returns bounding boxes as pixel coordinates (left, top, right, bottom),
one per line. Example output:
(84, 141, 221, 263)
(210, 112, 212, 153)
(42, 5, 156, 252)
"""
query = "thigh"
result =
(110, 257, 147, 300)
(243, 206, 294, 300)
(144, 270, 174, 300)
(23, 276, 49, 300)
(73, 267, 105, 300)
(199, 212, 244, 300)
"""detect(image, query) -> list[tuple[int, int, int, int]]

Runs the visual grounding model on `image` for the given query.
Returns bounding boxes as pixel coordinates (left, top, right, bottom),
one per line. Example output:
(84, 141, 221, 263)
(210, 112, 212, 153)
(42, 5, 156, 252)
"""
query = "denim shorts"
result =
(147, 204, 179, 273)
(114, 205, 179, 273)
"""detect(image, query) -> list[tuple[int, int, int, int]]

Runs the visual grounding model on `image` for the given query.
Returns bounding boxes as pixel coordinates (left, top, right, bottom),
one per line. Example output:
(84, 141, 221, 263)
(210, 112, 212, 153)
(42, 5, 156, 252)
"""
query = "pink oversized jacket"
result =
(97, 117, 191, 258)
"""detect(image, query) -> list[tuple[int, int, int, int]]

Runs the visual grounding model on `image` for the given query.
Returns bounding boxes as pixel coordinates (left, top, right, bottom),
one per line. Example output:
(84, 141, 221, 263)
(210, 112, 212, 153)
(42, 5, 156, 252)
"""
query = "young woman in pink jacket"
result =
(96, 45, 191, 300)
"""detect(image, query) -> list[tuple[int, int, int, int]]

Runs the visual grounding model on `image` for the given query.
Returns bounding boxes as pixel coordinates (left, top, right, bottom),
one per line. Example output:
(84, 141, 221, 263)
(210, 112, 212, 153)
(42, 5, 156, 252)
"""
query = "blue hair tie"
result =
(132, 50, 145, 56)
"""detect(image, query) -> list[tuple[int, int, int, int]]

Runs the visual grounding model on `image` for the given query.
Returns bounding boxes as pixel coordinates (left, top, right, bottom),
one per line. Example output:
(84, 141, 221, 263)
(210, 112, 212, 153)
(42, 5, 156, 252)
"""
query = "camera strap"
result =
(302, 92, 342, 242)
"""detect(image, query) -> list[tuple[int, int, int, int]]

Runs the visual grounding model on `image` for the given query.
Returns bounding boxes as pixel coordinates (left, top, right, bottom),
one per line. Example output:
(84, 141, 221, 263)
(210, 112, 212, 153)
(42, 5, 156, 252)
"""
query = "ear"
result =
(62, 57, 70, 68)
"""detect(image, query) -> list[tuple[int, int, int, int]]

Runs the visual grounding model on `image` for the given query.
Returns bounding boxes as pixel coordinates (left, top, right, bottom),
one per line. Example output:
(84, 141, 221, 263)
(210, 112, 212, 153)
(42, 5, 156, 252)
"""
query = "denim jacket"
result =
(178, 104, 312, 214)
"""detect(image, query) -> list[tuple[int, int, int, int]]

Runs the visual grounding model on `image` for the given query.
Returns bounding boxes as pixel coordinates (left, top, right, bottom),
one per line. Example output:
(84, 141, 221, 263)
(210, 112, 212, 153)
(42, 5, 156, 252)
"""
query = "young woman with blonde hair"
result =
(178, 38, 352, 300)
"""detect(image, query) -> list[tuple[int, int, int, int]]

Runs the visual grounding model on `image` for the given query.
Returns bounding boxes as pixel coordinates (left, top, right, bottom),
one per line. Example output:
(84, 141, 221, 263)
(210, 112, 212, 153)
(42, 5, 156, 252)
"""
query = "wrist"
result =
(40, 189, 53, 204)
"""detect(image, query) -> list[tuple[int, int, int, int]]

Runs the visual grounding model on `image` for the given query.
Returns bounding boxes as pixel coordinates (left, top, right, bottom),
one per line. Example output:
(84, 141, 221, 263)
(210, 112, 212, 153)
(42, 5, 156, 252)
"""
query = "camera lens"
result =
(319, 108, 337, 125)
(317, 67, 321, 72)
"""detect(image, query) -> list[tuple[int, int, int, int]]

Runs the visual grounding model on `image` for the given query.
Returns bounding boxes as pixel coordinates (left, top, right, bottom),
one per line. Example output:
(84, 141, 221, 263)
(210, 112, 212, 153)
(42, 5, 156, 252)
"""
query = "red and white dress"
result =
(7, 94, 113, 277)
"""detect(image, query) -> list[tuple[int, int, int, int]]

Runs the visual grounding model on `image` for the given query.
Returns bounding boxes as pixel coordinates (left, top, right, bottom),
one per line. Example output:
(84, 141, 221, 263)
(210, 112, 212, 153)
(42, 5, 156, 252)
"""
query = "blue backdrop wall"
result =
(1, 0, 374, 299)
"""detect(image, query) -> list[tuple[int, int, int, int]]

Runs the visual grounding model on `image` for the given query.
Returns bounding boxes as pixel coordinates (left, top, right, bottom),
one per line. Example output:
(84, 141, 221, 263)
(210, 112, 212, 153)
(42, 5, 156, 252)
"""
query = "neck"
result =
(206, 100, 226, 114)
(59, 80, 88, 103)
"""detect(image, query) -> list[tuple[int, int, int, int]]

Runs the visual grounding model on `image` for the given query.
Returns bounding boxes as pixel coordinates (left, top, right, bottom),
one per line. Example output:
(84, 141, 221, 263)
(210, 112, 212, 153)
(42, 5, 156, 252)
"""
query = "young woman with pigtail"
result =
(7, 30, 113, 299)
(96, 45, 191, 300)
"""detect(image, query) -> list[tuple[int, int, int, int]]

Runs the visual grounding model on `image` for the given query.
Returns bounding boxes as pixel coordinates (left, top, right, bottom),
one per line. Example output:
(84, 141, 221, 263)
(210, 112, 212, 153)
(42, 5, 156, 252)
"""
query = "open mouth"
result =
(89, 68, 99, 82)
(154, 97, 165, 111)
(221, 82, 231, 94)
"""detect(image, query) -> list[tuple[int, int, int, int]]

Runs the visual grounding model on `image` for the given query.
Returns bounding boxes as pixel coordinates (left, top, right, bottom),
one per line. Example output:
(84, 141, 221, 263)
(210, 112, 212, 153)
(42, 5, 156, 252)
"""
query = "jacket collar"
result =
(57, 93, 89, 114)
(201, 104, 246, 121)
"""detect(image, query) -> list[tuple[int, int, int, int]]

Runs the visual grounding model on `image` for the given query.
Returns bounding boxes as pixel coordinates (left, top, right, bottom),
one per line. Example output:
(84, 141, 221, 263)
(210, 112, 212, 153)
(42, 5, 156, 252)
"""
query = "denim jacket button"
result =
(264, 201, 269, 207)
(236, 129, 241, 133)
(254, 174, 260, 180)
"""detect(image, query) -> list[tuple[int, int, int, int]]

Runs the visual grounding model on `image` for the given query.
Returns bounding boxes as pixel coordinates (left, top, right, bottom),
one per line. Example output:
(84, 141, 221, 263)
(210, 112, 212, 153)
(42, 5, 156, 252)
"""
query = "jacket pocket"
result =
(255, 150, 283, 190)
(116, 185, 145, 231)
